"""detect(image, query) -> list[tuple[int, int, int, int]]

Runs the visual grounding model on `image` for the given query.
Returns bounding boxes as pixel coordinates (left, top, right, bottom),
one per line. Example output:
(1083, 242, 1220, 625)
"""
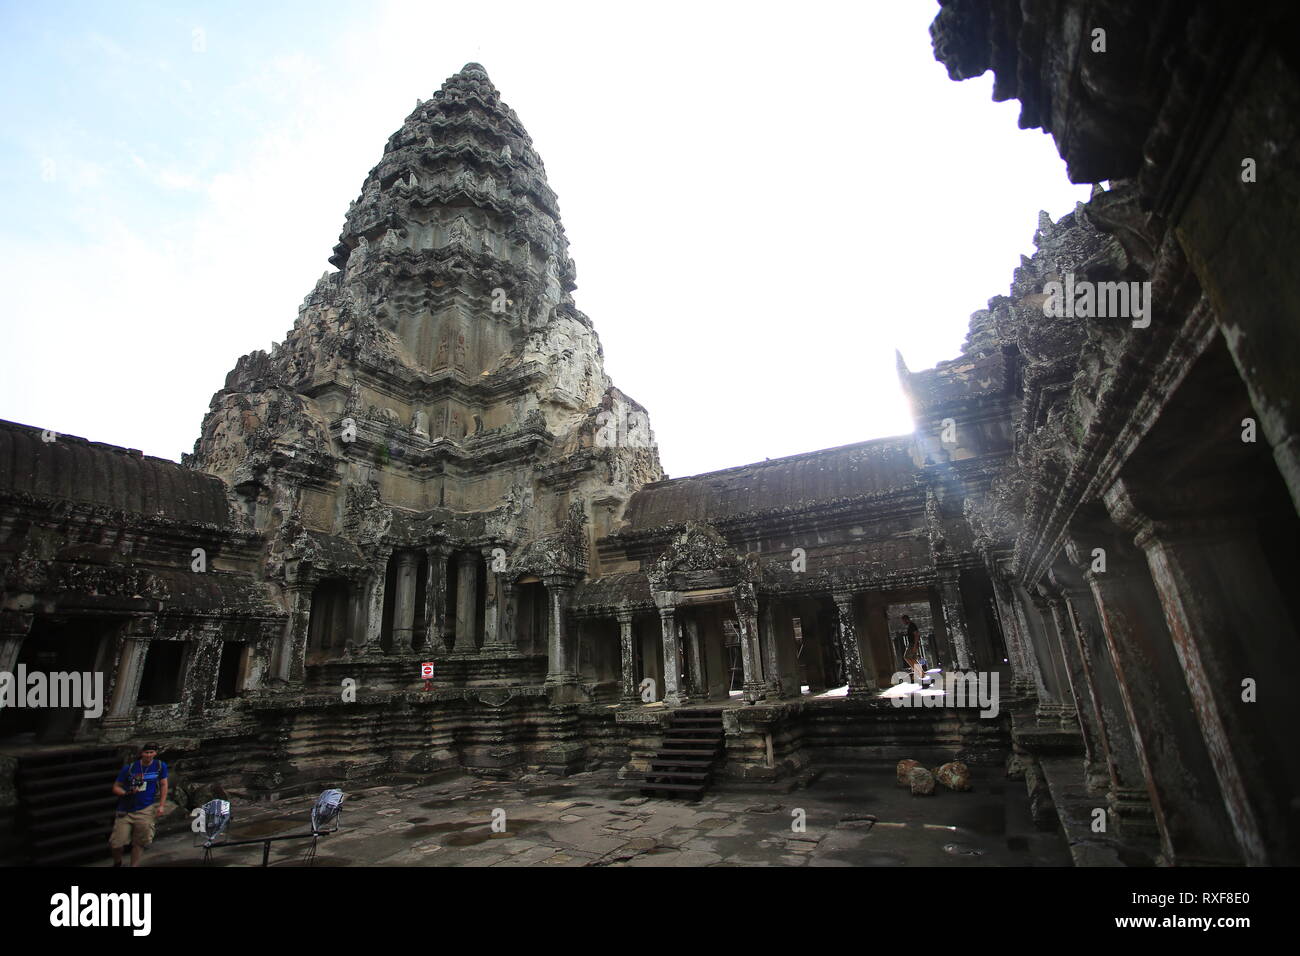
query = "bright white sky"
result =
(0, 1, 1089, 480)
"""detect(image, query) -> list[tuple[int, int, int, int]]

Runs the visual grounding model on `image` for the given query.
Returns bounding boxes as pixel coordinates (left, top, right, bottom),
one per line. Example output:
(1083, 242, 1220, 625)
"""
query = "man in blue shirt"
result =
(109, 743, 169, 867)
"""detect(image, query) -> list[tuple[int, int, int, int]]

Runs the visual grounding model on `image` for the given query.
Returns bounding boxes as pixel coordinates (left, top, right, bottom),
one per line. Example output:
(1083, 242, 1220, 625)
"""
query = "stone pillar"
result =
(657, 605, 688, 706)
(1108, 478, 1300, 865)
(361, 549, 392, 656)
(0, 611, 32, 675)
(101, 619, 154, 741)
(391, 551, 420, 653)
(423, 545, 450, 652)
(989, 561, 1038, 700)
(1026, 589, 1076, 723)
(282, 583, 314, 681)
(925, 591, 953, 671)
(936, 571, 973, 670)
(617, 609, 638, 703)
(1006, 582, 1054, 708)
(733, 586, 765, 703)
(453, 551, 479, 654)
(832, 592, 872, 697)
(1083, 518, 1241, 865)
(188, 637, 224, 724)
(0, 638, 19, 677)
(544, 576, 577, 684)
(480, 547, 508, 648)
(1038, 576, 1106, 789)
(760, 599, 783, 698)
(1057, 535, 1157, 842)
(681, 616, 702, 697)
(500, 582, 519, 649)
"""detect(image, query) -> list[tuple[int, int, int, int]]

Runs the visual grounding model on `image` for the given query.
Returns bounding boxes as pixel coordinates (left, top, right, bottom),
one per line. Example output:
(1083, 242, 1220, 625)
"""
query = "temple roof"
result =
(619, 435, 919, 532)
(0, 420, 234, 526)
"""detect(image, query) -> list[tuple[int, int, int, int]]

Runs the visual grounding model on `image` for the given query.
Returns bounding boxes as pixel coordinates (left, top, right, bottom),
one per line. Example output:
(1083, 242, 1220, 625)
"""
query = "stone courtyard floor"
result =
(103, 767, 1072, 867)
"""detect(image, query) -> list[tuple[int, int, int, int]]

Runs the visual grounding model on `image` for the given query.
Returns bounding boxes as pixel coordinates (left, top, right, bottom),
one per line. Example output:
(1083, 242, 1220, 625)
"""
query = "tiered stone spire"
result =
(326, 63, 576, 346)
(191, 63, 660, 552)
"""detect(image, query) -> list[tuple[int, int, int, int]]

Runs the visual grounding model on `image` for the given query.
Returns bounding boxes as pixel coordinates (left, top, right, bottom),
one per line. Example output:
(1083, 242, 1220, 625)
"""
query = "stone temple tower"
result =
(187, 63, 662, 695)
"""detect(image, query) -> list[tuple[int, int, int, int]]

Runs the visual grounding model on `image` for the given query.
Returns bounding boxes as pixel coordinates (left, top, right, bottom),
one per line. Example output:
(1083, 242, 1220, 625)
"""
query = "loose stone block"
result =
(897, 759, 921, 786)
(935, 761, 971, 792)
(908, 767, 936, 796)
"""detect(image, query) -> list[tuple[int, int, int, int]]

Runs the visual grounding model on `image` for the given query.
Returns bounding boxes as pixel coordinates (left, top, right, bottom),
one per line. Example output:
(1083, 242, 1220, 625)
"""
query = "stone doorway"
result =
(0, 617, 114, 744)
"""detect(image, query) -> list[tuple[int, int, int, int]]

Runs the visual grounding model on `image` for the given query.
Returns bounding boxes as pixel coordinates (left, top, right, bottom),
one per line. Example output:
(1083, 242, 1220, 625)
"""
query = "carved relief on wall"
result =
(449, 215, 472, 247)
(454, 330, 467, 370)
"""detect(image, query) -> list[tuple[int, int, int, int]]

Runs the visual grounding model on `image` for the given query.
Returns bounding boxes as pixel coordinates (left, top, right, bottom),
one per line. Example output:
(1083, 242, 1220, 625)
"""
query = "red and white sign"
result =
(420, 662, 435, 679)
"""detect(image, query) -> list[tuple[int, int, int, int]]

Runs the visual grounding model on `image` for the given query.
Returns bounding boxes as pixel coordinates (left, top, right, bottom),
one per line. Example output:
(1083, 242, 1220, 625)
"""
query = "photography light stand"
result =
(198, 789, 344, 867)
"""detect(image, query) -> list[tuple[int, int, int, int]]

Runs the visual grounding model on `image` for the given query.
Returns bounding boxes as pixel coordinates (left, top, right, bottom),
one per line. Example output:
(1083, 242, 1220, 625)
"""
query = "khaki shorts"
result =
(109, 808, 158, 849)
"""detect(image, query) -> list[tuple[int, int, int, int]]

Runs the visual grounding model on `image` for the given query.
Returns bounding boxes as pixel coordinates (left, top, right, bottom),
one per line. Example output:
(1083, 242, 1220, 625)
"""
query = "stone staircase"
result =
(641, 709, 725, 800)
(15, 747, 122, 865)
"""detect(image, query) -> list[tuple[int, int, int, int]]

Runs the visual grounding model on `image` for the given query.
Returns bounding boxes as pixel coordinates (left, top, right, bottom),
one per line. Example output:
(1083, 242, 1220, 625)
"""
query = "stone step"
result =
(18, 765, 121, 796)
(28, 795, 117, 823)
(650, 758, 714, 769)
(14, 750, 120, 774)
(660, 723, 722, 733)
(13, 748, 134, 866)
(29, 821, 114, 851)
(645, 770, 709, 782)
(40, 841, 112, 866)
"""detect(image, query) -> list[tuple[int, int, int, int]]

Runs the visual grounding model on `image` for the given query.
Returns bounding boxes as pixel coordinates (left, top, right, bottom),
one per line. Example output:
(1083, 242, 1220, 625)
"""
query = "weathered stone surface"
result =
(896, 759, 921, 786)
(935, 762, 971, 792)
(908, 767, 936, 796)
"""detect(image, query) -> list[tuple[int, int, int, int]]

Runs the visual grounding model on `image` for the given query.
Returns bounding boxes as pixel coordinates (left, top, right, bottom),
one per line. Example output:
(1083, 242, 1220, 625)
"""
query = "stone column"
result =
(990, 561, 1039, 700)
(390, 551, 420, 653)
(188, 637, 224, 724)
(936, 571, 973, 670)
(1007, 583, 1055, 708)
(0, 611, 32, 675)
(500, 582, 519, 649)
(282, 583, 314, 682)
(733, 586, 765, 703)
(1038, 576, 1106, 788)
(453, 551, 479, 654)
(1057, 535, 1157, 842)
(682, 615, 705, 699)
(925, 591, 953, 671)
(1083, 515, 1241, 866)
(616, 609, 638, 703)
(101, 619, 154, 741)
(832, 592, 872, 697)
(1026, 588, 1076, 723)
(657, 605, 688, 707)
(1108, 478, 1300, 865)
(481, 546, 507, 648)
(423, 545, 450, 652)
(760, 599, 783, 698)
(361, 549, 392, 656)
(544, 576, 577, 684)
